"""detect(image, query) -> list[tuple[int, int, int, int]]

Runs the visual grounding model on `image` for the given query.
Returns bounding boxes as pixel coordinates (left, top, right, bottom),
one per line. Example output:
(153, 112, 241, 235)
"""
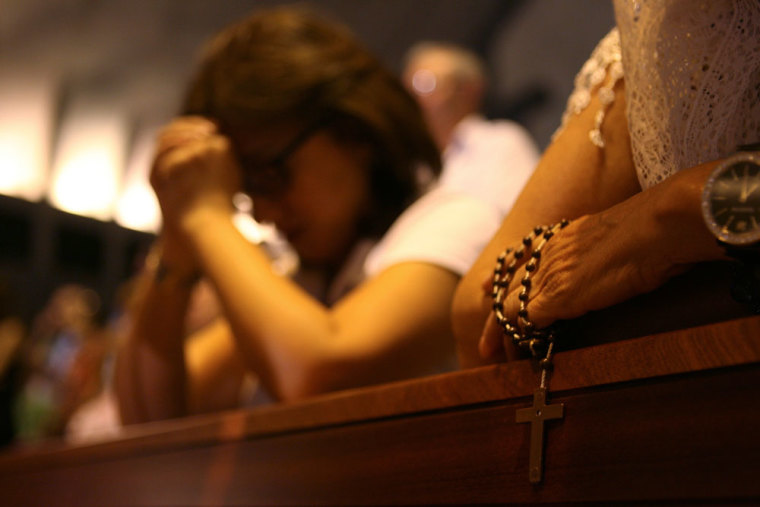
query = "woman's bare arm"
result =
(453, 76, 728, 368)
(115, 118, 461, 423)
(452, 76, 641, 368)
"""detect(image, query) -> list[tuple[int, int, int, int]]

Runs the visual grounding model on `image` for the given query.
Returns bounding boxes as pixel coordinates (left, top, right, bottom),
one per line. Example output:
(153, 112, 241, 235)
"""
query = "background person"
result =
(115, 7, 507, 424)
(13, 285, 107, 441)
(402, 41, 539, 217)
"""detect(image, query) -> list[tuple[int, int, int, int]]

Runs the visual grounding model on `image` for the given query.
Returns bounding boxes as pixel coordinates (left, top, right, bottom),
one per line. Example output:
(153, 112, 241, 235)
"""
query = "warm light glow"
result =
(115, 127, 160, 232)
(232, 192, 299, 275)
(411, 69, 437, 95)
(233, 209, 265, 244)
(233, 193, 267, 243)
(0, 77, 54, 200)
(115, 184, 160, 232)
(49, 105, 127, 221)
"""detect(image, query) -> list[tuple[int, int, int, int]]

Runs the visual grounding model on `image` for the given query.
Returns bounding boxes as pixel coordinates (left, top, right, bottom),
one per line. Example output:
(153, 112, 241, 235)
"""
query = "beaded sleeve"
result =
(552, 28, 624, 149)
(554, 0, 760, 190)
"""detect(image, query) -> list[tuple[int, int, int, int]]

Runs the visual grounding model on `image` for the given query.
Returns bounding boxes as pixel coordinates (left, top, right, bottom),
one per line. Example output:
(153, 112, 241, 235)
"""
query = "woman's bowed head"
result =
(160, 7, 441, 272)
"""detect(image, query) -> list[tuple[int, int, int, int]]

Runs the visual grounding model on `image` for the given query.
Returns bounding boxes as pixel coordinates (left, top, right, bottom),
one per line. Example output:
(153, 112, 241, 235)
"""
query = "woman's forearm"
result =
(179, 206, 459, 402)
(452, 80, 639, 368)
(455, 157, 729, 369)
(114, 252, 196, 424)
(179, 208, 341, 400)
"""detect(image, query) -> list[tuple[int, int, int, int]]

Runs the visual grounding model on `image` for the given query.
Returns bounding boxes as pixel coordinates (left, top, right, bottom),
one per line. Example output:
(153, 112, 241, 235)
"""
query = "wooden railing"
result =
(1, 314, 758, 505)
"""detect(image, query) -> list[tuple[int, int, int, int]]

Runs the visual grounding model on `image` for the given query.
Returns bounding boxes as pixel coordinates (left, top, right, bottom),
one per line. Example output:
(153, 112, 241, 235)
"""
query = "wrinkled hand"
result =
(151, 116, 242, 234)
(478, 205, 687, 361)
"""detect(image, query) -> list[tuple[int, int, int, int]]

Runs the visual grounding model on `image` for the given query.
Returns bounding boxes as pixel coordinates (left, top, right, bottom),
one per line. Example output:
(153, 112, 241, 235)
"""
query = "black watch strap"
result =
(719, 241, 760, 263)
(737, 142, 760, 152)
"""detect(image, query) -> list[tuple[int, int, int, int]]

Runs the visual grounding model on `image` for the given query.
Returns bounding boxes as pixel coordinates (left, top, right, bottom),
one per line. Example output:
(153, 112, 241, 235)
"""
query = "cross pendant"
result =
(516, 387, 564, 484)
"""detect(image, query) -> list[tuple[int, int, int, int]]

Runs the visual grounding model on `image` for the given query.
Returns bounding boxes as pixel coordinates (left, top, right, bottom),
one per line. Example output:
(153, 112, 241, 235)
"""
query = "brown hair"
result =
(182, 6, 441, 236)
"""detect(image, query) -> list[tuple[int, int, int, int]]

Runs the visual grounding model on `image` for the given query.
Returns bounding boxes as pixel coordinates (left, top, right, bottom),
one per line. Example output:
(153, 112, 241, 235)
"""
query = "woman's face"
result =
(232, 125, 373, 268)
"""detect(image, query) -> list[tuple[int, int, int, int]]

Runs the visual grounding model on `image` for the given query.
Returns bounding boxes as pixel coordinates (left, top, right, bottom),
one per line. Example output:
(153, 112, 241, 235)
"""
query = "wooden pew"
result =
(1, 312, 758, 505)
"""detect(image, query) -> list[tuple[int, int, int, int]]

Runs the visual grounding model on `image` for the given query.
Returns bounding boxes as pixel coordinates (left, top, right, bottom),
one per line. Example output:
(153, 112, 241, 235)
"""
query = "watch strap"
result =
(719, 241, 760, 263)
(737, 142, 760, 152)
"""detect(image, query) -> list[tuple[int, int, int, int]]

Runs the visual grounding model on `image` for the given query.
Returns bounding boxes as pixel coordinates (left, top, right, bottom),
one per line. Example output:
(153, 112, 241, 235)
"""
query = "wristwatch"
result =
(701, 146, 760, 313)
(701, 150, 760, 248)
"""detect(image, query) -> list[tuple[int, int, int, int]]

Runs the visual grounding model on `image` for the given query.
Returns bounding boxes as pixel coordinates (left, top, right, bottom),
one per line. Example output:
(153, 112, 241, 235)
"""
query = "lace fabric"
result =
(557, 0, 760, 189)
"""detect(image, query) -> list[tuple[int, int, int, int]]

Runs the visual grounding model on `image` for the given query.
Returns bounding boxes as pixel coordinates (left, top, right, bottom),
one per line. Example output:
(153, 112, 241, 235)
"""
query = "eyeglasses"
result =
(236, 116, 329, 197)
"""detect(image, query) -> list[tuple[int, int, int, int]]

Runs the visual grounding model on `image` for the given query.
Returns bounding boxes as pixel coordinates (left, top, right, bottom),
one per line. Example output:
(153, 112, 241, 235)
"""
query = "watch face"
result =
(702, 152, 760, 245)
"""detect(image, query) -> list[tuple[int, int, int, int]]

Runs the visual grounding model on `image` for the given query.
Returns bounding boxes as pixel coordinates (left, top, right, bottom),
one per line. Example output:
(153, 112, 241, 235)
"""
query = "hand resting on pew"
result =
(453, 3, 760, 367)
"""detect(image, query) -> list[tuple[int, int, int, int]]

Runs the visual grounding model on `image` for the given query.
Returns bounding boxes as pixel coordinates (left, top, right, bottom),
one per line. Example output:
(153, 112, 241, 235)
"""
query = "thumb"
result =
(478, 312, 504, 360)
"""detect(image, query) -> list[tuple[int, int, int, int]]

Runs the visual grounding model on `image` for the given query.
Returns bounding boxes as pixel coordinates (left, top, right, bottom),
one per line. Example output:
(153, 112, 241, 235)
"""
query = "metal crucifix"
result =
(515, 386, 564, 484)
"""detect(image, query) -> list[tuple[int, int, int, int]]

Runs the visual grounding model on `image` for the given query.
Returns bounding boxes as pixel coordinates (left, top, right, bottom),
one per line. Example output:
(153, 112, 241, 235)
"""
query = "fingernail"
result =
(478, 334, 494, 359)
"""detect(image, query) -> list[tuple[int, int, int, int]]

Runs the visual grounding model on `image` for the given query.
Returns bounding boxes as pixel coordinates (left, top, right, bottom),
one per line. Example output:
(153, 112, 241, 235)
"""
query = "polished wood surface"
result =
(0, 315, 758, 505)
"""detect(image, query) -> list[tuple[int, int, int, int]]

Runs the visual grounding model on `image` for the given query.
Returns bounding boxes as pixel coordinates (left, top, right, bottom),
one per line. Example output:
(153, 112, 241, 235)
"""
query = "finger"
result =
(478, 311, 505, 360)
(160, 116, 217, 137)
(502, 270, 519, 313)
(151, 135, 242, 202)
(503, 258, 560, 331)
(153, 118, 219, 163)
(481, 271, 493, 296)
(501, 263, 544, 332)
(150, 139, 206, 192)
(155, 130, 210, 162)
(205, 134, 244, 190)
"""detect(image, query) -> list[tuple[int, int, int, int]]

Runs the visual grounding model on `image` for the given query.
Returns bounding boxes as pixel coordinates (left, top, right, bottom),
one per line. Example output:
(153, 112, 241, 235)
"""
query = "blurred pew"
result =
(0, 309, 758, 505)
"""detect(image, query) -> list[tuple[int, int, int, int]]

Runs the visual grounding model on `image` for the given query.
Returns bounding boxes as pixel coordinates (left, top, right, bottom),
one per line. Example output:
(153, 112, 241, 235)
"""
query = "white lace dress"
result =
(556, 0, 760, 189)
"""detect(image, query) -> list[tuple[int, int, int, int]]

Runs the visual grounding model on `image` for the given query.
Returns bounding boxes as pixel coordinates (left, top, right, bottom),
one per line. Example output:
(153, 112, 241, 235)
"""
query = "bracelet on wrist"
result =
(153, 259, 202, 288)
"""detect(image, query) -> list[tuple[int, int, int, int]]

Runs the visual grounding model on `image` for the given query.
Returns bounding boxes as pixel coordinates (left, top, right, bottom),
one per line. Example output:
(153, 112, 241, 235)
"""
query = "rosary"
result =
(491, 219, 569, 485)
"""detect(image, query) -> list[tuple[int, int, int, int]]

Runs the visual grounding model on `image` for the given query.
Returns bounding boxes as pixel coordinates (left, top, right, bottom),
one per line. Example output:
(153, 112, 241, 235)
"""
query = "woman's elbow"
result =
(268, 357, 337, 402)
(272, 351, 370, 402)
